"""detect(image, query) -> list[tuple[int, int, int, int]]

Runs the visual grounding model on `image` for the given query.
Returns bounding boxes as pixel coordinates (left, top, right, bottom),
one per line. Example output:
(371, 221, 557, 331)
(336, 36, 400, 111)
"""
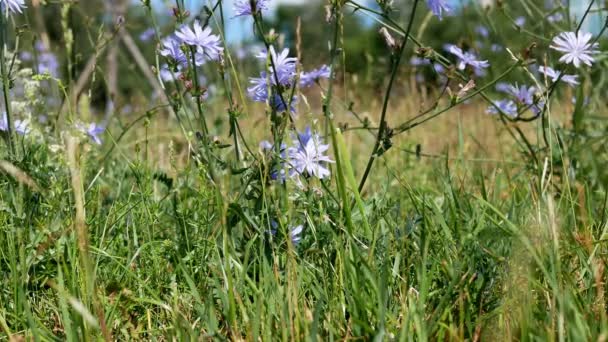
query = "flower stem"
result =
(0, 10, 15, 157)
(357, 0, 420, 193)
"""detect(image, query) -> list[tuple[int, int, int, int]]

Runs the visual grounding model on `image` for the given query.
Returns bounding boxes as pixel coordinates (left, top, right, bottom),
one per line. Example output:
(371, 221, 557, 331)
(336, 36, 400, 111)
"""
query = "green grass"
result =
(1, 119, 607, 340)
(1, 0, 608, 340)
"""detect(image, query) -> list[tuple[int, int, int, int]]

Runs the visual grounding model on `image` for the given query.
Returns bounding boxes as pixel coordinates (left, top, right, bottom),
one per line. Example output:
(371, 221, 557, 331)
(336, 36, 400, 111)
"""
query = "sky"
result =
(145, 0, 604, 42)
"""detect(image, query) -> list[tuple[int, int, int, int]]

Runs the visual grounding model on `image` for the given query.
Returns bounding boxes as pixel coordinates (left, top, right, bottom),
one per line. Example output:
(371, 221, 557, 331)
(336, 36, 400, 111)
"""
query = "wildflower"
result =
(550, 31, 599, 68)
(14, 119, 29, 135)
(261, 142, 291, 182)
(503, 83, 543, 114)
(514, 16, 526, 27)
(139, 28, 156, 42)
(256, 47, 297, 86)
(410, 56, 430, 66)
(270, 94, 298, 114)
(233, 0, 269, 17)
(259, 140, 273, 151)
(175, 21, 223, 61)
(448, 45, 490, 71)
(77, 122, 105, 145)
(475, 25, 489, 38)
(487, 99, 518, 118)
(300, 65, 331, 88)
(290, 225, 304, 244)
(160, 37, 188, 65)
(495, 82, 511, 93)
(0, 113, 28, 135)
(37, 51, 60, 77)
(572, 96, 589, 106)
(159, 64, 182, 82)
(0, 0, 25, 14)
(247, 73, 270, 102)
(432, 63, 445, 74)
(0, 114, 7, 132)
(426, 0, 451, 20)
(288, 126, 334, 179)
(538, 66, 579, 86)
(547, 13, 563, 23)
(491, 44, 503, 52)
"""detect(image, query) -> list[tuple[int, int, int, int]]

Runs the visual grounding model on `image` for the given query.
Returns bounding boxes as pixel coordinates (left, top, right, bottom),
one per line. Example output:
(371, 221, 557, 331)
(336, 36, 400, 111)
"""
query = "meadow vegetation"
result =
(1, 0, 608, 340)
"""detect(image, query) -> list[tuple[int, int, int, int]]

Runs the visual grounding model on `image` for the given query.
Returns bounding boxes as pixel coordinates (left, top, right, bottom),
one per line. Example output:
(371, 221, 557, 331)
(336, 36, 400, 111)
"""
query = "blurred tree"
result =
(266, 3, 389, 77)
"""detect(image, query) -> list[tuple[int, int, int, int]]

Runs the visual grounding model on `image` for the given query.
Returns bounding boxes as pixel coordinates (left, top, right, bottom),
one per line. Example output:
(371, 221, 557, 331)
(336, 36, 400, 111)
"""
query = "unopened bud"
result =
(379, 27, 397, 51)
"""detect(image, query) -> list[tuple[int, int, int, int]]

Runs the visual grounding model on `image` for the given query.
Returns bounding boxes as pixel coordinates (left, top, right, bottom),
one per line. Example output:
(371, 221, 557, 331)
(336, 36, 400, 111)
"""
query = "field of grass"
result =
(1, 0, 608, 340)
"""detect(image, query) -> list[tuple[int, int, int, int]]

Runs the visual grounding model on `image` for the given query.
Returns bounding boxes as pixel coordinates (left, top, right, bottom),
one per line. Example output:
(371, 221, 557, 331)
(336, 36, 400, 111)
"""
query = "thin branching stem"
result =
(357, 0, 420, 193)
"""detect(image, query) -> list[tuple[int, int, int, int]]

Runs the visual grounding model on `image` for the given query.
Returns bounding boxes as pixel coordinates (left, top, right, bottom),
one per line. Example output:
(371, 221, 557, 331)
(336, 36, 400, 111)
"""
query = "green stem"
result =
(0, 10, 15, 156)
(357, 0, 420, 193)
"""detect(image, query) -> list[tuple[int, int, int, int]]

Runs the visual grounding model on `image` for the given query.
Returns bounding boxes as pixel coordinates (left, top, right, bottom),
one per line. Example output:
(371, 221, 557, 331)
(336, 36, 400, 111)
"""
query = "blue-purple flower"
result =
(514, 16, 526, 28)
(233, 0, 269, 17)
(159, 64, 182, 82)
(77, 122, 105, 145)
(501, 83, 543, 114)
(270, 94, 298, 114)
(287, 126, 334, 179)
(139, 28, 156, 42)
(160, 36, 188, 65)
(175, 21, 223, 61)
(0, 113, 28, 135)
(475, 25, 489, 38)
(1, 0, 25, 14)
(247, 47, 299, 113)
(14, 119, 29, 135)
(247, 72, 270, 102)
(37, 52, 59, 77)
(256, 47, 297, 86)
(448, 45, 489, 71)
(487, 99, 518, 118)
(426, 0, 451, 20)
(550, 31, 599, 68)
(538, 66, 579, 86)
(290, 225, 304, 244)
(547, 13, 563, 23)
(300, 65, 331, 88)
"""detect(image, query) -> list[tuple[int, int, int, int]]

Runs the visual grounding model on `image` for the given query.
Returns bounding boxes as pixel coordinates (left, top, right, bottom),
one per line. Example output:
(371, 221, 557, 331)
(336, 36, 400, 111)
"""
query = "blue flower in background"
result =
(300, 65, 331, 88)
(426, 0, 451, 20)
(475, 25, 490, 38)
(139, 28, 156, 42)
(448, 45, 489, 71)
(487, 99, 518, 118)
(538, 66, 579, 87)
(77, 122, 105, 145)
(547, 13, 563, 23)
(14, 119, 29, 135)
(0, 113, 28, 135)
